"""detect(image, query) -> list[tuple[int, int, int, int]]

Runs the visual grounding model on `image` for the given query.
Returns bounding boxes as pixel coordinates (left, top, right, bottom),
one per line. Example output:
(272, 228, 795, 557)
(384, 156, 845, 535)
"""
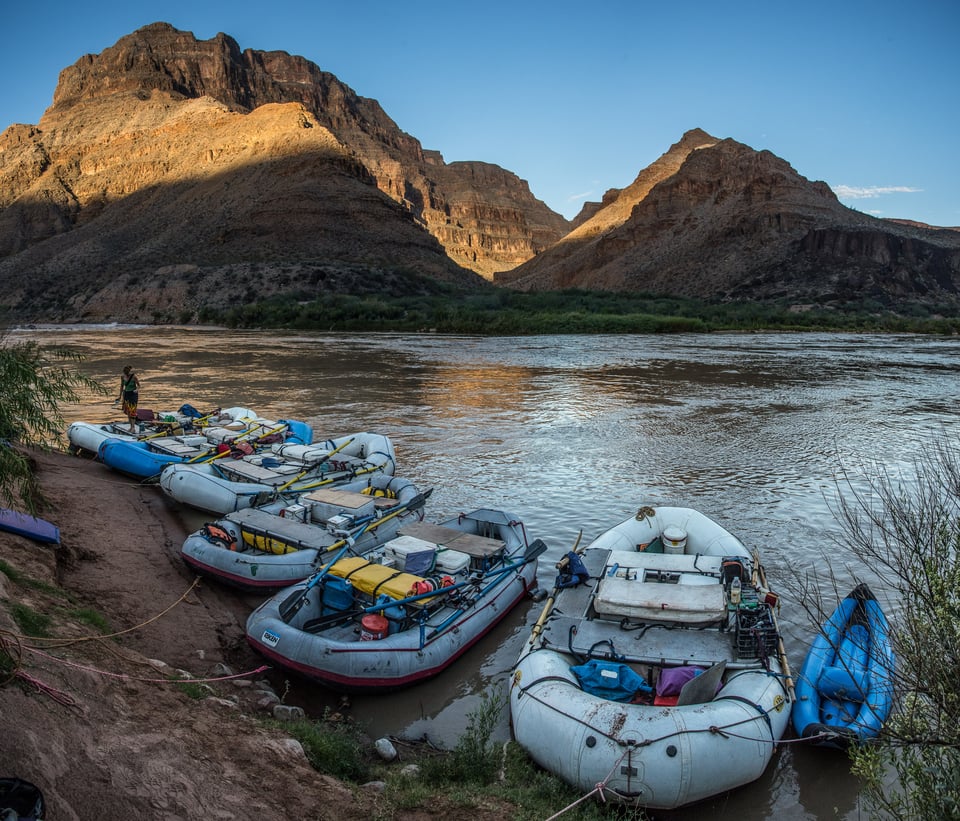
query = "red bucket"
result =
(360, 614, 388, 641)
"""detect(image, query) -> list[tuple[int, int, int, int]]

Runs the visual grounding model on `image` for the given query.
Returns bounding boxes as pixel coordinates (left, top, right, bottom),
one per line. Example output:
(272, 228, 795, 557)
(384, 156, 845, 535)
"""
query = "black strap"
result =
(714, 694, 774, 737)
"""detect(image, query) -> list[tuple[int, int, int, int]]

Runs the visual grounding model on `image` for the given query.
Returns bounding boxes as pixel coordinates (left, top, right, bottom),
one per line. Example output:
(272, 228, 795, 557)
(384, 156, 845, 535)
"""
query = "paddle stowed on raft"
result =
(246, 507, 546, 691)
(66, 402, 223, 456)
(510, 505, 793, 811)
(96, 415, 310, 481)
(158, 431, 396, 515)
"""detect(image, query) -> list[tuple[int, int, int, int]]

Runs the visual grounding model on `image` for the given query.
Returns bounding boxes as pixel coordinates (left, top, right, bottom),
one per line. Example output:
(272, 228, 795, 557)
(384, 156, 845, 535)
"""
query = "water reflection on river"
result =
(12, 325, 960, 820)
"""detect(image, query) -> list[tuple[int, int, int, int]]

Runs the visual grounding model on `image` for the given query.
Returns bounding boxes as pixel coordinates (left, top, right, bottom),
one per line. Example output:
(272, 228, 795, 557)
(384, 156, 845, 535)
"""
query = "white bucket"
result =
(662, 525, 687, 555)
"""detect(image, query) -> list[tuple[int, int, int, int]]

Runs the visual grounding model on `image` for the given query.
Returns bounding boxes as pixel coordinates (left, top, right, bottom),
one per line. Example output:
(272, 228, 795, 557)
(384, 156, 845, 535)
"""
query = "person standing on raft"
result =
(118, 365, 141, 433)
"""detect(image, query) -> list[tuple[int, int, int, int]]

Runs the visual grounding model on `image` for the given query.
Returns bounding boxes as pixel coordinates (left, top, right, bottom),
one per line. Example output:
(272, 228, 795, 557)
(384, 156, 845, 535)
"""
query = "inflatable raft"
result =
(67, 404, 250, 456)
(97, 416, 312, 480)
(159, 432, 396, 514)
(510, 506, 792, 810)
(792, 583, 895, 747)
(246, 508, 544, 691)
(180, 474, 425, 591)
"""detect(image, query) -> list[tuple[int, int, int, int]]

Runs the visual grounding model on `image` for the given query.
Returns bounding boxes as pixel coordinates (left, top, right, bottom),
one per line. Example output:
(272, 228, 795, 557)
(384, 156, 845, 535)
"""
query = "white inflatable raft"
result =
(510, 506, 792, 810)
(180, 474, 424, 591)
(159, 432, 397, 514)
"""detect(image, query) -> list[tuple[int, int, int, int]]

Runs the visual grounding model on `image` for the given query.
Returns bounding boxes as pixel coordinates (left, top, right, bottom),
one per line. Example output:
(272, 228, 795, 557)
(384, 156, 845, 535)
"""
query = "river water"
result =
(11, 325, 960, 819)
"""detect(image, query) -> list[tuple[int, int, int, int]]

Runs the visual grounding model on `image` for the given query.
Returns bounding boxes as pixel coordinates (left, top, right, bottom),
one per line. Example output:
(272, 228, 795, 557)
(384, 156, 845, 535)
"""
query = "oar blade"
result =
(524, 538, 549, 562)
(278, 582, 312, 623)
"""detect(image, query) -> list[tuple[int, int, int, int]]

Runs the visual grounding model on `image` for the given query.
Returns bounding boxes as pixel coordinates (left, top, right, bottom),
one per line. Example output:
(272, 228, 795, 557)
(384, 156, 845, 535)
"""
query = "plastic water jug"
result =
(730, 577, 742, 606)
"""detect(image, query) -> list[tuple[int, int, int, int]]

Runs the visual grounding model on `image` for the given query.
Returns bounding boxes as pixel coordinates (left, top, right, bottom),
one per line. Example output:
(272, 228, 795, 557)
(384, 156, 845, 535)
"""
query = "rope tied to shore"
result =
(24, 648, 270, 685)
(1, 629, 78, 708)
(0, 578, 266, 704)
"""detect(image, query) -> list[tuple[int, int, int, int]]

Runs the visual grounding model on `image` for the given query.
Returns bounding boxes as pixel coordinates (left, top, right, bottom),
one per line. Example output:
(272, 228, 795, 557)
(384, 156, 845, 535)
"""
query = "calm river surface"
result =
(12, 325, 960, 819)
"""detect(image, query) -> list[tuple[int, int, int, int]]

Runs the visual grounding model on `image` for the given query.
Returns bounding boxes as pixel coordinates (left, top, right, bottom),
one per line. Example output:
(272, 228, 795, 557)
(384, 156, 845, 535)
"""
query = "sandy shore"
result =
(0, 448, 377, 820)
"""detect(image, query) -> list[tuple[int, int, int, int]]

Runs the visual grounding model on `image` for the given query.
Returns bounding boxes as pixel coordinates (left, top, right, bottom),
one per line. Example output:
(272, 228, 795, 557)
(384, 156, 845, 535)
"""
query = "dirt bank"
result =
(0, 448, 382, 820)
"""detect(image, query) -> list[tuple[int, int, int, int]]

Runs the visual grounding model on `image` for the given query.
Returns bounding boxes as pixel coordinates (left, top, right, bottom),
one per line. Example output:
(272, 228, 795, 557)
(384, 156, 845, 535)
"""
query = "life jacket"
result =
(200, 523, 237, 551)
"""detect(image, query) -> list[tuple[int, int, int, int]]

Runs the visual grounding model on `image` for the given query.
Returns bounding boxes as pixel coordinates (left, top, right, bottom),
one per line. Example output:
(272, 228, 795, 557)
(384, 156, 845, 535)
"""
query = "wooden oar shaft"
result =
(276, 437, 356, 492)
(192, 421, 288, 464)
(316, 488, 433, 557)
(529, 530, 582, 644)
(757, 558, 796, 701)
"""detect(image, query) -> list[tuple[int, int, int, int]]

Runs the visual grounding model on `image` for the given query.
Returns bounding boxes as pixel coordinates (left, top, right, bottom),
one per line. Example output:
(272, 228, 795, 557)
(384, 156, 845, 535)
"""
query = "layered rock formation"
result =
(499, 129, 960, 307)
(0, 23, 568, 322)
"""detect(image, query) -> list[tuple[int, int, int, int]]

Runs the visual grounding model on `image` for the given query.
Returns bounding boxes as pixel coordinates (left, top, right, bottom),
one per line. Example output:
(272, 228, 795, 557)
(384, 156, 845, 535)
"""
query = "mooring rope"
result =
(542, 746, 632, 820)
(23, 648, 270, 685)
(0, 577, 267, 704)
(16, 577, 202, 649)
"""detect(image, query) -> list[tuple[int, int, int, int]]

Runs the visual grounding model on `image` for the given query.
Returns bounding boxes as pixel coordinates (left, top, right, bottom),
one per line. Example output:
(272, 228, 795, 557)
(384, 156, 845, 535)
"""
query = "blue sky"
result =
(2, 0, 958, 226)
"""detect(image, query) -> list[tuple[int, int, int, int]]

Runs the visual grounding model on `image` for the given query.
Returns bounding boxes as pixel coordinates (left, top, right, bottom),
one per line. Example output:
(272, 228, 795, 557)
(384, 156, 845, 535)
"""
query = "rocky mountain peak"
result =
(500, 133, 960, 306)
(40, 23, 569, 282)
(567, 128, 719, 240)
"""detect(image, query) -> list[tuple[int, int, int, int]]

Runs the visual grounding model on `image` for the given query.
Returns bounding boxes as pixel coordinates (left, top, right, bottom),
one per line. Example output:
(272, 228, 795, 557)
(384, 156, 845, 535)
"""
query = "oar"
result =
(309, 539, 549, 635)
(756, 552, 796, 702)
(527, 530, 583, 646)
(190, 422, 288, 464)
(275, 437, 356, 493)
(141, 427, 176, 441)
(426, 539, 548, 638)
(190, 408, 223, 428)
(294, 462, 383, 493)
(278, 488, 433, 623)
(314, 487, 434, 560)
(141, 407, 223, 440)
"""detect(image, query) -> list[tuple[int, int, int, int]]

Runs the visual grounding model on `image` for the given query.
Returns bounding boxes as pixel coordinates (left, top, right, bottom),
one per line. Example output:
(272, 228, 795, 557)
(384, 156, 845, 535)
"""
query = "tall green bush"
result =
(0, 338, 108, 510)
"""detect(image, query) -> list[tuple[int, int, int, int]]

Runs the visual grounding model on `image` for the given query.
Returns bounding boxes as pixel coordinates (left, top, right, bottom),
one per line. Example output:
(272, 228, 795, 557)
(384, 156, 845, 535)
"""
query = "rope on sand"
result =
(1, 578, 267, 701)
(18, 577, 202, 649)
(1, 630, 77, 707)
(24, 649, 270, 686)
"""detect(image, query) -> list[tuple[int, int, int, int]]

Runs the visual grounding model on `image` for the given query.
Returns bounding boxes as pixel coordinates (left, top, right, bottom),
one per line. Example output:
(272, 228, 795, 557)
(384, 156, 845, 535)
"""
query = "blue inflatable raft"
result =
(792, 583, 895, 746)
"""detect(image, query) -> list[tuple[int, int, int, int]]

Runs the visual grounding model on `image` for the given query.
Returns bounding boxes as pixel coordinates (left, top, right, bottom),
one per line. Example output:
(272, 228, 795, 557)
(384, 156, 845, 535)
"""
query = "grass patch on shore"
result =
(276, 687, 643, 820)
(277, 708, 371, 782)
(0, 559, 64, 598)
(10, 603, 53, 638)
(68, 607, 111, 633)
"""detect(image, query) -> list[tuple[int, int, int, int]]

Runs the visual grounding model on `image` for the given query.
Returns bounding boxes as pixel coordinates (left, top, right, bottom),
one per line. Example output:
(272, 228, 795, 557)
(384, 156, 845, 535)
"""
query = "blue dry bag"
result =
(570, 659, 654, 702)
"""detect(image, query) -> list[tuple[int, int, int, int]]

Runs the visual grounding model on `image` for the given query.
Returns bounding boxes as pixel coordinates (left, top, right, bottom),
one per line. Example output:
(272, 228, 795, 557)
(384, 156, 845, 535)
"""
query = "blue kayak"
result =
(792, 583, 895, 747)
